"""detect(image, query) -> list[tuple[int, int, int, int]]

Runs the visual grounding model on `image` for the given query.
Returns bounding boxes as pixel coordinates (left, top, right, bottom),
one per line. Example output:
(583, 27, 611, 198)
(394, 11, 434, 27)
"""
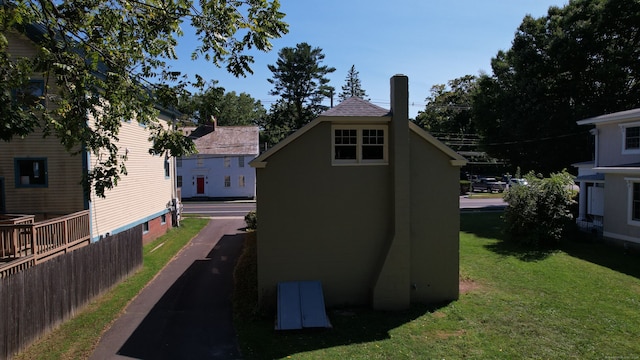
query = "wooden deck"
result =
(0, 211, 91, 278)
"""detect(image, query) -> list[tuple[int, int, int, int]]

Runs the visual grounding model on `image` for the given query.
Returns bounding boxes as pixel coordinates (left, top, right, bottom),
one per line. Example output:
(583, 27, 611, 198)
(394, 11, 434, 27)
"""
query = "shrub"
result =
(503, 170, 576, 246)
(244, 210, 257, 230)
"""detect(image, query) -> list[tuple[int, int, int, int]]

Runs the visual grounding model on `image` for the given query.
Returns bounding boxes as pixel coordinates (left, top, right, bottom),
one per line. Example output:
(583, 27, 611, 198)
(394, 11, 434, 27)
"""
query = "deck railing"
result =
(0, 210, 91, 278)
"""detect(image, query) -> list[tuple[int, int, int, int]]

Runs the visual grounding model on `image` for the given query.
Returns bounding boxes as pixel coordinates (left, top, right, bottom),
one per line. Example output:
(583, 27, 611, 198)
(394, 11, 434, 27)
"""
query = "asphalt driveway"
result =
(90, 217, 246, 360)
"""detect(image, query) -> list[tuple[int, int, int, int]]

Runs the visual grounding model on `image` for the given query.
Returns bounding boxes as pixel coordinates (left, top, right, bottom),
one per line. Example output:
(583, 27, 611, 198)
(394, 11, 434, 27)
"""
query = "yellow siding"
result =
(1, 31, 84, 217)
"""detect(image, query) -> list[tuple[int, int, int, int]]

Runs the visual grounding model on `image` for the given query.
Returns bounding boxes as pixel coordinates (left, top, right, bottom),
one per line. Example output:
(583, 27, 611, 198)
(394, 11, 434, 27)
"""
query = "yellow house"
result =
(250, 75, 467, 310)
(1, 27, 179, 244)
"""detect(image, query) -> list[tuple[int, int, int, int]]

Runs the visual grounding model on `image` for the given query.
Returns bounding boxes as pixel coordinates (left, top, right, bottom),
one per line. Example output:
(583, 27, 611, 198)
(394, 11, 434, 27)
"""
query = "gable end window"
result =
(621, 123, 640, 154)
(332, 125, 387, 165)
(15, 158, 48, 187)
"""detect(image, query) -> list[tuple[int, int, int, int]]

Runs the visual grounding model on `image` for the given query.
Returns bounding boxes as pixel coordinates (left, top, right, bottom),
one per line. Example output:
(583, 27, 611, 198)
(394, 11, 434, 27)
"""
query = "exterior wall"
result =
(1, 31, 85, 218)
(256, 122, 391, 308)
(0, 130, 86, 218)
(178, 154, 256, 199)
(142, 212, 173, 245)
(602, 173, 640, 244)
(89, 118, 176, 241)
(597, 123, 640, 166)
(409, 131, 460, 303)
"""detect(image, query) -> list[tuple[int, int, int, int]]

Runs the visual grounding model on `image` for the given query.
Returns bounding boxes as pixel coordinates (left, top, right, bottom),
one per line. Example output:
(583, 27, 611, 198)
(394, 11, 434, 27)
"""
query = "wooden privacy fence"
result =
(0, 226, 143, 360)
(0, 211, 91, 278)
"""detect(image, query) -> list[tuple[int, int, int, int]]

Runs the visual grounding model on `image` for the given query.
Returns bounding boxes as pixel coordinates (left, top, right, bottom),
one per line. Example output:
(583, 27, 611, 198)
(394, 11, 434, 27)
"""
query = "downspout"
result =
(372, 75, 412, 310)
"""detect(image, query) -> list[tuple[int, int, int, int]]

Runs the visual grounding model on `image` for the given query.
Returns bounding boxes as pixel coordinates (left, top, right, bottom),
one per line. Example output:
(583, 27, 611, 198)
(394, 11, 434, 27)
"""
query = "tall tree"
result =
(0, 0, 288, 197)
(415, 75, 477, 136)
(266, 42, 335, 137)
(216, 91, 266, 126)
(473, 0, 640, 174)
(338, 65, 368, 101)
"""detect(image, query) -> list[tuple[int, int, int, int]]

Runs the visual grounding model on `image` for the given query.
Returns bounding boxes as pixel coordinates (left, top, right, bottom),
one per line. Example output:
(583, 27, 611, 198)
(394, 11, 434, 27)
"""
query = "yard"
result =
(234, 212, 640, 359)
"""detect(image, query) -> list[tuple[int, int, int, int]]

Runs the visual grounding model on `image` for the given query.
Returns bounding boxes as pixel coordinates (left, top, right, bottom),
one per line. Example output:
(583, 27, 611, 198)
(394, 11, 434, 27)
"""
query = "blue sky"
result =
(171, 0, 568, 118)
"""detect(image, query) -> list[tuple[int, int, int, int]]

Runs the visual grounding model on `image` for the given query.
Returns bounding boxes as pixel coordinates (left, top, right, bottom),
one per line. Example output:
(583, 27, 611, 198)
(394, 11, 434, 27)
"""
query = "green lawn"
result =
(235, 212, 640, 359)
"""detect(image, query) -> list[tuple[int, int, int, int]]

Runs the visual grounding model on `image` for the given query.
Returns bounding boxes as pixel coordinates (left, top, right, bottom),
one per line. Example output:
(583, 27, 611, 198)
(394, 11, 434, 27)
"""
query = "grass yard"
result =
(234, 212, 640, 359)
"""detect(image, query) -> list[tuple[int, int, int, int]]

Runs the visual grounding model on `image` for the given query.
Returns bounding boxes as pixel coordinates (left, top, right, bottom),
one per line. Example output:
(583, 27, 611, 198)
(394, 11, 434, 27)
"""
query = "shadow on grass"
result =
(560, 236, 640, 280)
(236, 303, 449, 360)
(233, 232, 450, 359)
(461, 212, 556, 262)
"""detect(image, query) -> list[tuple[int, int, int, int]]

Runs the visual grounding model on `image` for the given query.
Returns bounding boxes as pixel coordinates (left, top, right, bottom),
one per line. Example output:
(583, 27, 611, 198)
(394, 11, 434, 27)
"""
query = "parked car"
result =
(472, 177, 506, 193)
(509, 178, 529, 187)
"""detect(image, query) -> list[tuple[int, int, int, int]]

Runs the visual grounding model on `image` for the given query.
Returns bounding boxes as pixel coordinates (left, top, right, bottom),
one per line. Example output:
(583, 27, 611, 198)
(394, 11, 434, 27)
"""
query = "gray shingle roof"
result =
(320, 97, 390, 117)
(183, 125, 259, 155)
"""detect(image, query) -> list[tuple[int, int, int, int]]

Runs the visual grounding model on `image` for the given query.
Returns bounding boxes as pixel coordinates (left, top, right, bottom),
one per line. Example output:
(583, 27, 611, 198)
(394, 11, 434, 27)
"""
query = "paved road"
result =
(459, 195, 507, 210)
(90, 218, 246, 360)
(182, 201, 255, 218)
(181, 196, 505, 217)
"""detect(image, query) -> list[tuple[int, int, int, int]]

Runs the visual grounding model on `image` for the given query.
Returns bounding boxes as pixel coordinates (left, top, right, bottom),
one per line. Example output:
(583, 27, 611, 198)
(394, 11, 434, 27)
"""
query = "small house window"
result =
(176, 157, 182, 167)
(238, 175, 245, 188)
(332, 125, 387, 165)
(224, 156, 231, 168)
(161, 214, 166, 224)
(239, 156, 245, 168)
(143, 221, 149, 233)
(177, 175, 182, 188)
(197, 155, 203, 167)
(164, 157, 170, 178)
(224, 176, 231, 188)
(621, 123, 640, 154)
(14, 80, 44, 107)
(626, 178, 640, 226)
(15, 158, 47, 187)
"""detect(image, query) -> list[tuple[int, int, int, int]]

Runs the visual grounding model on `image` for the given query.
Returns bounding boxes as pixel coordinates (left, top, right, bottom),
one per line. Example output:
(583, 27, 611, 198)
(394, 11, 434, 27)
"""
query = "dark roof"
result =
(320, 97, 390, 117)
(183, 125, 259, 155)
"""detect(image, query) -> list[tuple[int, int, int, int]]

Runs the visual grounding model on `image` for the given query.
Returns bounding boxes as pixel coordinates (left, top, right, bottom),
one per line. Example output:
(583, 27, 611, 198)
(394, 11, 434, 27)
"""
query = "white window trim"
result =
(620, 122, 640, 155)
(625, 177, 640, 227)
(331, 125, 388, 166)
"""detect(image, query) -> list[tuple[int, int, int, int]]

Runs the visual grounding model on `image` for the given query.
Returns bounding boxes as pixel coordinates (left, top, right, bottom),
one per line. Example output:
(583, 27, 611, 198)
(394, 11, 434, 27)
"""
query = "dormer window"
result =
(621, 122, 640, 154)
(332, 125, 387, 165)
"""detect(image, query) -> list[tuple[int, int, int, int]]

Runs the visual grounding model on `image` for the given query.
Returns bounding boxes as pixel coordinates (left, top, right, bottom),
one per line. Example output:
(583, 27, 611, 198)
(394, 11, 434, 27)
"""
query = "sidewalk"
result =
(90, 218, 246, 360)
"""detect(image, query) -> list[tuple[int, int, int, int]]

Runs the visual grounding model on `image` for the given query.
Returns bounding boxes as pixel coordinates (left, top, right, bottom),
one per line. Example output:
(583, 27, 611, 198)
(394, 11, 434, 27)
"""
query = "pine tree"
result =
(339, 65, 369, 101)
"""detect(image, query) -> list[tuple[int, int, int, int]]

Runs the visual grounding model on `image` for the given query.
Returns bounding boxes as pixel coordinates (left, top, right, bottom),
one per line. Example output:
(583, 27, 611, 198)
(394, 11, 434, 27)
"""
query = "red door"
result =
(196, 177, 205, 194)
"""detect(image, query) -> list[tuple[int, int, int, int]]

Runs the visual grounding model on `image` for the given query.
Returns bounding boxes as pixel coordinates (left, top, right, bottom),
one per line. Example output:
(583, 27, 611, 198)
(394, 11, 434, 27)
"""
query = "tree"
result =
(0, 0, 288, 197)
(414, 75, 477, 136)
(216, 91, 266, 126)
(473, 0, 640, 175)
(266, 42, 335, 139)
(338, 65, 368, 101)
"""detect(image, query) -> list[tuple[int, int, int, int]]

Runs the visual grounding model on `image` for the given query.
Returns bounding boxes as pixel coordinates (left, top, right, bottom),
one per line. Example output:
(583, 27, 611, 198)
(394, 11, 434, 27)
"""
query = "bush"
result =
(244, 210, 257, 230)
(503, 170, 576, 246)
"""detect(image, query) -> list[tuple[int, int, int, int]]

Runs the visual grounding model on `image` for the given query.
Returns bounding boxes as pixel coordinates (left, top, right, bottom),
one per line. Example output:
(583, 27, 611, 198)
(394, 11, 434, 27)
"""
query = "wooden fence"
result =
(0, 226, 143, 360)
(0, 211, 91, 278)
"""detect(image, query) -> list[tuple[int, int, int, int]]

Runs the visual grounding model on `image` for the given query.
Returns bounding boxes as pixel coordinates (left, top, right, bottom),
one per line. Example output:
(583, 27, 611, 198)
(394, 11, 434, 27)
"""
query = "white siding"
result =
(178, 154, 256, 199)
(89, 118, 176, 239)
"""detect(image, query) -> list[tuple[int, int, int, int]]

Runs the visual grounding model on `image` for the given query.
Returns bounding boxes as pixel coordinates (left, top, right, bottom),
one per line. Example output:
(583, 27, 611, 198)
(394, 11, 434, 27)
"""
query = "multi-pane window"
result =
(224, 156, 231, 168)
(177, 175, 183, 188)
(332, 126, 387, 165)
(239, 175, 245, 188)
(239, 156, 245, 168)
(334, 129, 357, 160)
(176, 157, 182, 167)
(15, 158, 47, 187)
(625, 126, 640, 150)
(224, 176, 231, 188)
